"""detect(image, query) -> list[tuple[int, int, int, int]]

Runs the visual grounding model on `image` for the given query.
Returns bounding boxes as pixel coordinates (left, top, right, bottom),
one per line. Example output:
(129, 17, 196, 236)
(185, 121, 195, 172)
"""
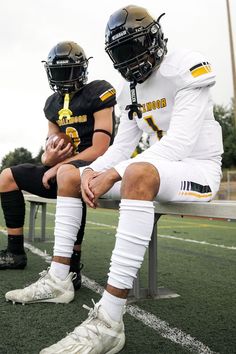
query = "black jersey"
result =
(44, 80, 116, 153)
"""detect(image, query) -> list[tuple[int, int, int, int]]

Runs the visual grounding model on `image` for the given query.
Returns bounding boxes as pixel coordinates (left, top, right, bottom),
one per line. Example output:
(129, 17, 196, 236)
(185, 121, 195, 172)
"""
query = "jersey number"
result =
(65, 127, 81, 150)
(144, 115, 163, 140)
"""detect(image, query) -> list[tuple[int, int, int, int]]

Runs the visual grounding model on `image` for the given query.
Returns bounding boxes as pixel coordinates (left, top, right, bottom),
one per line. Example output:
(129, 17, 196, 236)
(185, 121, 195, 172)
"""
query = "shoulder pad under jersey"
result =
(82, 80, 116, 113)
(160, 48, 216, 90)
(44, 92, 62, 122)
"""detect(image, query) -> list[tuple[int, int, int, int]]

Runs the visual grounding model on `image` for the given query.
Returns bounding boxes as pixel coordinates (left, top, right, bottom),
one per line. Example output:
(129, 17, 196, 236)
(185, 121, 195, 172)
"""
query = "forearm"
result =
(42, 142, 107, 169)
(74, 145, 107, 163)
(105, 168, 122, 184)
(90, 112, 142, 172)
(50, 152, 84, 170)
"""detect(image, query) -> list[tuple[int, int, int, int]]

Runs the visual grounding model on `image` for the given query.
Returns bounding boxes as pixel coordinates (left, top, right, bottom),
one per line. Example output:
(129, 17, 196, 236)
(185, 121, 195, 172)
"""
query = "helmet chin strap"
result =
(125, 82, 143, 120)
(58, 93, 73, 121)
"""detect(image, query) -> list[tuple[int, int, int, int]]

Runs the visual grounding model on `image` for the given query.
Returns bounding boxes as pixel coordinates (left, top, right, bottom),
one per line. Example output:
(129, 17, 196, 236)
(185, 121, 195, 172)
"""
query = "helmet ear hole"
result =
(44, 41, 89, 94)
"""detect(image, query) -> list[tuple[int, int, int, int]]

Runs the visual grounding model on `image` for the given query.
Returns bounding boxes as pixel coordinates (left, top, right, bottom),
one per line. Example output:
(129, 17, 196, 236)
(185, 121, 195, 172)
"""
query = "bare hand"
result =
(44, 139, 74, 166)
(42, 166, 58, 189)
(82, 168, 121, 208)
(81, 169, 100, 208)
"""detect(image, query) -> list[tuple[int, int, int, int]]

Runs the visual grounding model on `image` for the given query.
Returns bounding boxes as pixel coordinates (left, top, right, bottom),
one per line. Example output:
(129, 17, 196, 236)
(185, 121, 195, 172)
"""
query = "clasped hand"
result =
(81, 168, 120, 208)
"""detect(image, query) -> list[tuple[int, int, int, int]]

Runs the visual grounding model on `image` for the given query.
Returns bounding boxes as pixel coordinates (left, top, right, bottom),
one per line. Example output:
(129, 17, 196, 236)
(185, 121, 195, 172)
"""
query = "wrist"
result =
(108, 168, 121, 183)
(41, 156, 52, 167)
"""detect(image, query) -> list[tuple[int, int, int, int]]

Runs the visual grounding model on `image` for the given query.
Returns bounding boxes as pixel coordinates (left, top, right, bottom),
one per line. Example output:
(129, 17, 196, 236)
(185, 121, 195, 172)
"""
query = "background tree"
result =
(33, 146, 44, 165)
(214, 100, 236, 168)
(0, 148, 33, 172)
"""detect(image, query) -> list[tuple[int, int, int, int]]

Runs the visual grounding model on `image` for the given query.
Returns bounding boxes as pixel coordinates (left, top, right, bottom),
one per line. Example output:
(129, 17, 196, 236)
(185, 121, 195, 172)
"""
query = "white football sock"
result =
(49, 261, 70, 280)
(53, 196, 82, 258)
(100, 290, 126, 322)
(108, 199, 154, 289)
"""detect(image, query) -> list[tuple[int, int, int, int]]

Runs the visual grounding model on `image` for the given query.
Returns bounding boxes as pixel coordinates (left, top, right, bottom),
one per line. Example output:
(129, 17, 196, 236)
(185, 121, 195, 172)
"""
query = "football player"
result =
(0, 41, 116, 293)
(37, 5, 223, 354)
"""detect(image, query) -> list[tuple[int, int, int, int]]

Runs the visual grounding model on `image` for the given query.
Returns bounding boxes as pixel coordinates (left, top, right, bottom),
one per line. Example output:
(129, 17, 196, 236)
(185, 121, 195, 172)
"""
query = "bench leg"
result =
(41, 204, 47, 242)
(28, 202, 47, 242)
(148, 213, 159, 297)
(131, 272, 141, 299)
(128, 213, 179, 302)
(28, 202, 37, 242)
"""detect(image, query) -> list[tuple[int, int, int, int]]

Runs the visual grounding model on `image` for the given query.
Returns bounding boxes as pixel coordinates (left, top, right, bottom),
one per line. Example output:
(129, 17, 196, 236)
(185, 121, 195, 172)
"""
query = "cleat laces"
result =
(67, 300, 112, 343)
(22, 270, 54, 299)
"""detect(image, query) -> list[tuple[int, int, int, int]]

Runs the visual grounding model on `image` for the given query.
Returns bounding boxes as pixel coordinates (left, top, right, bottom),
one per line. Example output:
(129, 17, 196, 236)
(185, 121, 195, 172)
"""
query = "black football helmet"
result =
(44, 41, 89, 94)
(105, 5, 167, 83)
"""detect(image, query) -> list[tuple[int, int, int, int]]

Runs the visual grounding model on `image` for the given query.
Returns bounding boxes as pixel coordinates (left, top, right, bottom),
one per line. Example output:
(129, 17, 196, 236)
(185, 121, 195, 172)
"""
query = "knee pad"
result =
(0, 190, 25, 228)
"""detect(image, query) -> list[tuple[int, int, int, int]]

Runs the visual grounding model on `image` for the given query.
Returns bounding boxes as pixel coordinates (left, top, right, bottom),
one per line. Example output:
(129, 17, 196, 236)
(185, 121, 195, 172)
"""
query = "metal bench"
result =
(24, 194, 56, 242)
(24, 194, 236, 301)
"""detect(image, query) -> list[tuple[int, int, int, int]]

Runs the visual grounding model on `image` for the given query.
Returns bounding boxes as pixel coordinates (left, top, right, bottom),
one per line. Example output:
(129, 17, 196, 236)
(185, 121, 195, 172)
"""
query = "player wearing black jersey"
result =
(0, 41, 116, 293)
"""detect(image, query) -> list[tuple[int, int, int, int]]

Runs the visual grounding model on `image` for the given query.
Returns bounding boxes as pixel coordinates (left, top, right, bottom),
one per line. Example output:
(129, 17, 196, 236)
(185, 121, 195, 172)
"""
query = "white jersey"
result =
(90, 48, 223, 177)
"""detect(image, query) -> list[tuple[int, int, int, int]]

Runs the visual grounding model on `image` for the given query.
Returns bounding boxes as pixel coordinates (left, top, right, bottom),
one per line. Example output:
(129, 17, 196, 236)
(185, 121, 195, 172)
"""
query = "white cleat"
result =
(39, 300, 125, 354)
(5, 269, 75, 304)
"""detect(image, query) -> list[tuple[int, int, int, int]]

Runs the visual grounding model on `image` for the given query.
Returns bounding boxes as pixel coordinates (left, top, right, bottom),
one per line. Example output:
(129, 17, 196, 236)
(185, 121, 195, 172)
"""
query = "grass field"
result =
(0, 204, 236, 354)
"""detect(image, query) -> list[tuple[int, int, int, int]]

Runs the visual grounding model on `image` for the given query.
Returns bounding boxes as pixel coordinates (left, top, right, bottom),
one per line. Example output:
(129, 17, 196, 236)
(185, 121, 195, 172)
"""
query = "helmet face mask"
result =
(44, 42, 89, 94)
(105, 5, 167, 83)
(112, 50, 154, 83)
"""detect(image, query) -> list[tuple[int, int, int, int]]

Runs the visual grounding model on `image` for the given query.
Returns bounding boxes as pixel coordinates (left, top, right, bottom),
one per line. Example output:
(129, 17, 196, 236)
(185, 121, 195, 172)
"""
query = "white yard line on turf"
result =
(87, 221, 236, 250)
(159, 234, 236, 250)
(21, 241, 217, 354)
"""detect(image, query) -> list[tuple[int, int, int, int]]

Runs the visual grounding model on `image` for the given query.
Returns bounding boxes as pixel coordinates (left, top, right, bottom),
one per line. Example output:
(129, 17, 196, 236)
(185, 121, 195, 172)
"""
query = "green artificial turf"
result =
(0, 206, 235, 353)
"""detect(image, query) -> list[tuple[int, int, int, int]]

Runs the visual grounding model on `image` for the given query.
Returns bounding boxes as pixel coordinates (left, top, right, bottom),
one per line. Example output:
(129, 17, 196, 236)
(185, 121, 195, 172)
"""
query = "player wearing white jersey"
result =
(38, 5, 223, 354)
(89, 48, 223, 202)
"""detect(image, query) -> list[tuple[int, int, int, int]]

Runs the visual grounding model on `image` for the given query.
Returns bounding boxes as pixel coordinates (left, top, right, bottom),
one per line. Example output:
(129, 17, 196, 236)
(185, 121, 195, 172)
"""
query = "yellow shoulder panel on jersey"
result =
(99, 88, 116, 102)
(190, 62, 212, 78)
